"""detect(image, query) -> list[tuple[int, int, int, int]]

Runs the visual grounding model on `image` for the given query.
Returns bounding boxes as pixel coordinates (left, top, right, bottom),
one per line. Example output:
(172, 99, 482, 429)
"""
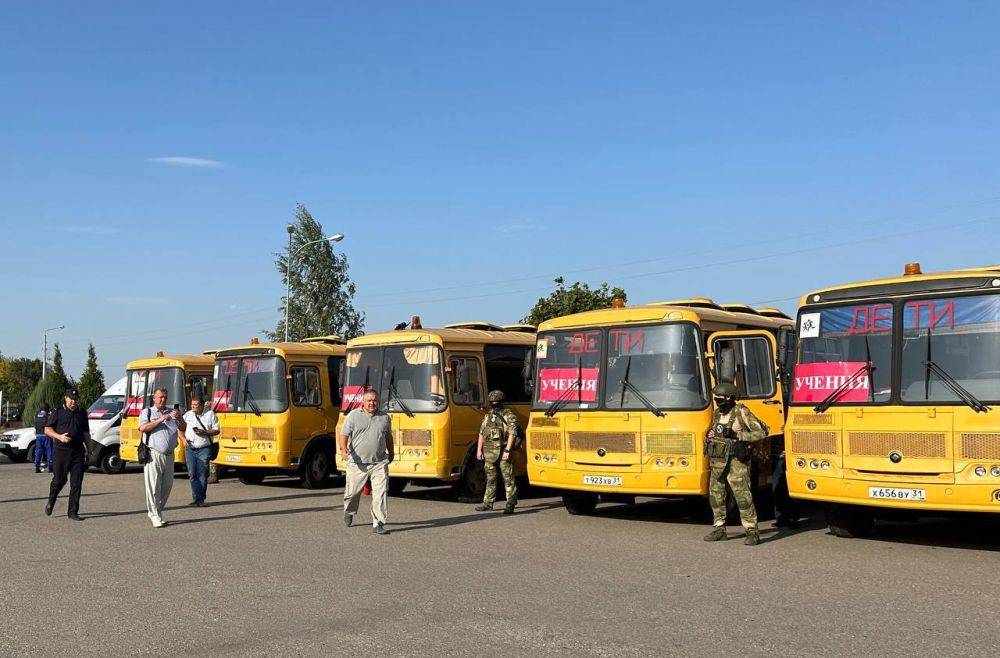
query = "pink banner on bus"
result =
(792, 362, 870, 403)
(212, 390, 233, 412)
(537, 367, 599, 402)
(341, 385, 366, 411)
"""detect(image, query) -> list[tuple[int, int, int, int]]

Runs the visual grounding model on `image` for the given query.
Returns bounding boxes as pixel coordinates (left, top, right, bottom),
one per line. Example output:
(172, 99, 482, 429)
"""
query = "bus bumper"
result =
(215, 450, 293, 470)
(528, 466, 706, 496)
(788, 472, 1000, 513)
(337, 457, 453, 481)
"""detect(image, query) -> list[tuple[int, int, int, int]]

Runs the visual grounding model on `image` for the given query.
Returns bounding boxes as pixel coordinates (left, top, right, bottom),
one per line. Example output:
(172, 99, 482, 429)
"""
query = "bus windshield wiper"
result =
(923, 359, 990, 413)
(544, 358, 584, 417)
(814, 362, 873, 414)
(386, 367, 414, 417)
(242, 375, 262, 416)
(618, 356, 664, 417)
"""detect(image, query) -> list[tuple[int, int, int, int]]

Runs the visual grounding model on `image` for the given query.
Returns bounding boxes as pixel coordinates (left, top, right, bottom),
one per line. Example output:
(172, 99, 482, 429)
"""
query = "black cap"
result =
(64, 388, 80, 400)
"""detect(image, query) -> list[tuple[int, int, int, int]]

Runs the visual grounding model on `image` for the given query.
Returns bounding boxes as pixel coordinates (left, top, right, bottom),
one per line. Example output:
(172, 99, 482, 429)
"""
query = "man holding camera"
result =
(181, 395, 219, 507)
(703, 382, 768, 546)
(138, 387, 186, 528)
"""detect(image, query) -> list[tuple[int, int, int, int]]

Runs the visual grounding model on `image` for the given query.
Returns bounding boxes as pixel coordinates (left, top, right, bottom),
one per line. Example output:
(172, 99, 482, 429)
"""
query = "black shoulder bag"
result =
(136, 408, 152, 464)
(192, 411, 220, 460)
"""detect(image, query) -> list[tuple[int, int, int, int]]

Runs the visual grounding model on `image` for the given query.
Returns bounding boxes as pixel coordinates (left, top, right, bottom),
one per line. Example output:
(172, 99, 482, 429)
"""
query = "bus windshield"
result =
(88, 394, 125, 420)
(212, 356, 288, 413)
(125, 368, 185, 416)
(341, 345, 446, 413)
(604, 324, 707, 410)
(900, 294, 1000, 402)
(533, 329, 603, 410)
(793, 303, 893, 404)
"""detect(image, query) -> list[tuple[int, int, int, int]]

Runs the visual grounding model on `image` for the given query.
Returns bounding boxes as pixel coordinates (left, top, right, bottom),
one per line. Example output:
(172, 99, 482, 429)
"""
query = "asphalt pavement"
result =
(1, 456, 999, 657)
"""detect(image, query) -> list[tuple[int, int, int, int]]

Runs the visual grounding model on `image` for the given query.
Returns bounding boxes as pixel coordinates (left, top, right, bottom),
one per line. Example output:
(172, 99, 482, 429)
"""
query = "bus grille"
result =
(568, 432, 636, 453)
(252, 427, 275, 441)
(792, 414, 834, 425)
(790, 430, 837, 454)
(531, 417, 559, 427)
(223, 427, 249, 440)
(643, 433, 694, 455)
(397, 429, 432, 447)
(122, 428, 139, 443)
(847, 432, 947, 458)
(529, 431, 561, 451)
(960, 433, 1000, 460)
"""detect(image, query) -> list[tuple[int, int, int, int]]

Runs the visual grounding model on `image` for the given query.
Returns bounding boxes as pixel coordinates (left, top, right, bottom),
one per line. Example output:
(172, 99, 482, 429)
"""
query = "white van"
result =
(85, 377, 127, 474)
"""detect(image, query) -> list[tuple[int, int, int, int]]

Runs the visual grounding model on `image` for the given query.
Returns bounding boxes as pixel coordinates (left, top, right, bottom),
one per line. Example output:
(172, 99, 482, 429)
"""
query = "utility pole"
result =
(42, 325, 65, 379)
(283, 228, 344, 342)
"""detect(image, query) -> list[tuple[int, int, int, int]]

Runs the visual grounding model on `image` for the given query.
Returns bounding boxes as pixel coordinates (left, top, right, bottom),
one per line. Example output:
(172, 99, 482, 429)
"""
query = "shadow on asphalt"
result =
(0, 491, 117, 505)
(82, 491, 336, 519)
(858, 517, 1000, 552)
(167, 505, 334, 526)
(389, 500, 565, 533)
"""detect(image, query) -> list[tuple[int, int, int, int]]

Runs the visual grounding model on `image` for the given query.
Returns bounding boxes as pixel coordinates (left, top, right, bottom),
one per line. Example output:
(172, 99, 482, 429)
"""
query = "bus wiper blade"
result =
(386, 367, 414, 418)
(544, 377, 582, 417)
(813, 363, 872, 414)
(923, 360, 990, 413)
(242, 376, 262, 416)
(617, 356, 664, 417)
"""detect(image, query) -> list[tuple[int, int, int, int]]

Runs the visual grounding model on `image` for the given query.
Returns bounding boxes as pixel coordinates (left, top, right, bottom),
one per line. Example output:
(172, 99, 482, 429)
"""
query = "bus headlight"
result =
(809, 460, 819, 469)
(542, 455, 550, 463)
(422, 450, 429, 457)
(820, 460, 830, 470)
(655, 459, 664, 468)
(680, 458, 689, 467)
(806, 480, 817, 490)
(991, 466, 1000, 477)
(533, 454, 540, 461)
(795, 458, 806, 469)
(667, 459, 675, 468)
(550, 455, 557, 463)
(975, 466, 987, 477)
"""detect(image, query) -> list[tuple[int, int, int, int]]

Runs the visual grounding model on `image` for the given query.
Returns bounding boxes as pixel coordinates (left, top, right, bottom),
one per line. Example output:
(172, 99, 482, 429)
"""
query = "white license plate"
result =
(225, 454, 244, 463)
(583, 475, 622, 487)
(868, 487, 926, 501)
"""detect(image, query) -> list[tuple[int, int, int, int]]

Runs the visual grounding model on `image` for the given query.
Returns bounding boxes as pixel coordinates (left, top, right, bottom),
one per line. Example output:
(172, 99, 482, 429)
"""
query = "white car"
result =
(0, 426, 39, 464)
(84, 377, 126, 474)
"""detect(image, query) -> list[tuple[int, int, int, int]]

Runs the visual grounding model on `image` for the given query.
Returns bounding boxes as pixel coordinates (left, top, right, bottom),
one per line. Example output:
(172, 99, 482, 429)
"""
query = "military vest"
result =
(481, 408, 517, 444)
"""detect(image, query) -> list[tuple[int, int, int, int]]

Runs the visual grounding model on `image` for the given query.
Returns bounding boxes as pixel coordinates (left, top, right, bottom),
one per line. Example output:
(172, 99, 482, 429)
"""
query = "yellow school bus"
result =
(336, 320, 536, 498)
(527, 299, 795, 514)
(120, 353, 216, 467)
(212, 337, 346, 488)
(786, 263, 1000, 537)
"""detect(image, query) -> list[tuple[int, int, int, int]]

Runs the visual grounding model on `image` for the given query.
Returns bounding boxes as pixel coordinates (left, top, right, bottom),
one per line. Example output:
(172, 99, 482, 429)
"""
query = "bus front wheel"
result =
(562, 491, 598, 515)
(387, 478, 408, 496)
(824, 504, 875, 538)
(238, 469, 267, 486)
(300, 447, 332, 489)
(452, 453, 486, 501)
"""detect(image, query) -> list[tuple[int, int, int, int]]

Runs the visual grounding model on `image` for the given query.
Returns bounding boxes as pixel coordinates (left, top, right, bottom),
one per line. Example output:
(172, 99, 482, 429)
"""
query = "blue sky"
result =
(2, 2, 999, 380)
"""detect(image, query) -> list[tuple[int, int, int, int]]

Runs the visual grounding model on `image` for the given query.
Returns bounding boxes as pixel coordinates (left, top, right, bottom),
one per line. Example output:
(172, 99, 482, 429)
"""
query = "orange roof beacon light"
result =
(250, 338, 260, 345)
(611, 298, 625, 308)
(904, 262, 922, 276)
(156, 351, 165, 358)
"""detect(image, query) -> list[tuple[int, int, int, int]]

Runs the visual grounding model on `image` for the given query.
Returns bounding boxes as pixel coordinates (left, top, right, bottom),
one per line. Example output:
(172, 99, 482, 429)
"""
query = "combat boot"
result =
(744, 528, 761, 546)
(503, 503, 515, 515)
(703, 526, 727, 542)
(474, 503, 493, 512)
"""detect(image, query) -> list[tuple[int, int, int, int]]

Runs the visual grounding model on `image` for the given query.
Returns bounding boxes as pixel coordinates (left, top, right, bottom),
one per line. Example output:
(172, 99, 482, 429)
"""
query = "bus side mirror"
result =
(522, 350, 535, 394)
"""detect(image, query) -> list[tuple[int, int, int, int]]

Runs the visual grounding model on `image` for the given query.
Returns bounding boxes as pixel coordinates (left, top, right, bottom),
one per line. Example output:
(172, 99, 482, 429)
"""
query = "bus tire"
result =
(452, 451, 486, 501)
(100, 446, 126, 475)
(562, 491, 598, 515)
(238, 469, 267, 486)
(300, 446, 332, 489)
(825, 504, 875, 538)
(387, 478, 408, 496)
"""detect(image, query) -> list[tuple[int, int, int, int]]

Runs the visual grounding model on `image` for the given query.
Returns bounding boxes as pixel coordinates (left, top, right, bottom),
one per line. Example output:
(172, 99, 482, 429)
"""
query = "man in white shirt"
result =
(181, 396, 220, 507)
(137, 388, 187, 528)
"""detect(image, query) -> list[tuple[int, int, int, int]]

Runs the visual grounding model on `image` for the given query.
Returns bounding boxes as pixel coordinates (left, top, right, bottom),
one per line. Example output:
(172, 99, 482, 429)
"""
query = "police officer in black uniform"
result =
(44, 388, 90, 521)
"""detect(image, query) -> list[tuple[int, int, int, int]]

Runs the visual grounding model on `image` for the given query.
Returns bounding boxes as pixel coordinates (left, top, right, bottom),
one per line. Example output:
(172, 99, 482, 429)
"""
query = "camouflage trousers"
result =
(482, 441, 517, 507)
(708, 457, 757, 530)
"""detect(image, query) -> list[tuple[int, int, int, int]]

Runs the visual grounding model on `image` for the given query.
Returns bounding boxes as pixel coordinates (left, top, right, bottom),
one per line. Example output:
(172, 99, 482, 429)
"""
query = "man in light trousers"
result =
(181, 395, 219, 507)
(337, 390, 394, 535)
(137, 387, 186, 528)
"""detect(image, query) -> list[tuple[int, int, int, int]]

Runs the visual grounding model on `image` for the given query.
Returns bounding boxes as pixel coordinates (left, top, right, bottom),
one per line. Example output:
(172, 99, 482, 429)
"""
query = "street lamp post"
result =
(42, 324, 65, 379)
(284, 229, 345, 342)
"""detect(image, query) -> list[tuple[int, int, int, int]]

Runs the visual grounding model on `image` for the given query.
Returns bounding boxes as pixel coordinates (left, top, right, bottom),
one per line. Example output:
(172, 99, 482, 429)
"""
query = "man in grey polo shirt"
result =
(138, 387, 187, 528)
(338, 389, 394, 535)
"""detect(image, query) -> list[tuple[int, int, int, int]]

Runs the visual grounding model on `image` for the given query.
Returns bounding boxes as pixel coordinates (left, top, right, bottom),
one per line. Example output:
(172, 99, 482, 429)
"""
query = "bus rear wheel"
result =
(562, 491, 598, 515)
(238, 469, 267, 486)
(824, 504, 875, 538)
(300, 447, 332, 489)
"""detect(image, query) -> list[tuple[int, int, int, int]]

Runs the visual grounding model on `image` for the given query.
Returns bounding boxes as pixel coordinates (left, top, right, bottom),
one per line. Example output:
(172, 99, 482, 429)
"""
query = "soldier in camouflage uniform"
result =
(475, 390, 519, 514)
(703, 382, 769, 545)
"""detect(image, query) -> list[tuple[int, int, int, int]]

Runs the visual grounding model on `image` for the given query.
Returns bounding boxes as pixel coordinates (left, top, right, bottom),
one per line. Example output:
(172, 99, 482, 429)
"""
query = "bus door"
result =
(447, 354, 486, 463)
(290, 363, 327, 448)
(709, 331, 785, 435)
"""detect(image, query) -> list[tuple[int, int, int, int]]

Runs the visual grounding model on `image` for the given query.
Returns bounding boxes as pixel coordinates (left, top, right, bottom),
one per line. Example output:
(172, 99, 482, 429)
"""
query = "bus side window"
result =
(188, 375, 212, 405)
(450, 357, 484, 406)
(291, 366, 322, 407)
(328, 356, 344, 406)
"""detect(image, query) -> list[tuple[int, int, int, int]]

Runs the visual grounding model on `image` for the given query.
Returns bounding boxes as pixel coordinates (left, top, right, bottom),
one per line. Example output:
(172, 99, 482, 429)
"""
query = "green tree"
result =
(77, 342, 105, 409)
(266, 204, 365, 341)
(0, 356, 43, 405)
(23, 344, 72, 425)
(522, 277, 627, 326)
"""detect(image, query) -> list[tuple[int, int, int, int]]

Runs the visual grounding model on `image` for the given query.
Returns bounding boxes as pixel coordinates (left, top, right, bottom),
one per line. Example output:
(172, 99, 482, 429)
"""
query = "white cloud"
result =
(52, 225, 120, 235)
(497, 221, 545, 234)
(106, 296, 169, 305)
(148, 156, 227, 168)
